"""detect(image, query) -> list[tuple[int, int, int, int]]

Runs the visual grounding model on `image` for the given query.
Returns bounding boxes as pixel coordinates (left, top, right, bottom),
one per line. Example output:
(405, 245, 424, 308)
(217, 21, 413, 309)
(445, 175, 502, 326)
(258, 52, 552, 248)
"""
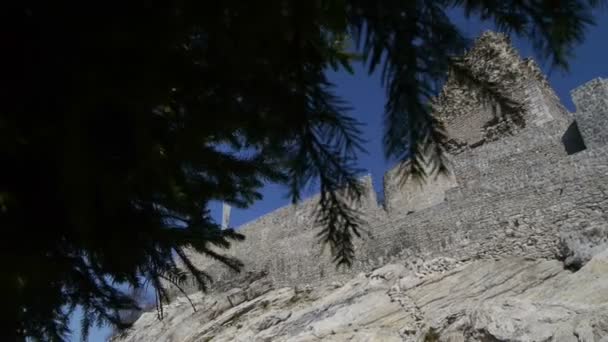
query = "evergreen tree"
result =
(2, 1, 605, 340)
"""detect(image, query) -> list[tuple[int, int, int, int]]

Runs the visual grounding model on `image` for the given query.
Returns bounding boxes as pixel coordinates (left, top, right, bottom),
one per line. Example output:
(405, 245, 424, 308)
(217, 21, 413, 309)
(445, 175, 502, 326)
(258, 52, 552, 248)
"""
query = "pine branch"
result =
(287, 80, 366, 267)
(173, 247, 214, 292)
(156, 273, 197, 313)
(150, 274, 169, 320)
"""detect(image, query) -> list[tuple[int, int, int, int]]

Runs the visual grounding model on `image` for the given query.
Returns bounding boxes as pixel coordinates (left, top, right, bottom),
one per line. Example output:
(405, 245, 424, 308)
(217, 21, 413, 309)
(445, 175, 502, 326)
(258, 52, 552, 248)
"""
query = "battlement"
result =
(178, 33, 608, 296)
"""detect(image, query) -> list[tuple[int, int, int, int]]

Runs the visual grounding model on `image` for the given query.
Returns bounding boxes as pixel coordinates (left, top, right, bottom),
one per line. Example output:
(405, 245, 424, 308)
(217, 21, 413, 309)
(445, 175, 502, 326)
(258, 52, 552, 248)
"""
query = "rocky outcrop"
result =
(113, 250, 608, 342)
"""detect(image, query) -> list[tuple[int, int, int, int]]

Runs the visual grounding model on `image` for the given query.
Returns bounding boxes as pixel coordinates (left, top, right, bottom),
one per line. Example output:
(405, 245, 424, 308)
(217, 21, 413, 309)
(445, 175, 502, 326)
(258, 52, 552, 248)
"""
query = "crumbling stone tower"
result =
(383, 32, 574, 214)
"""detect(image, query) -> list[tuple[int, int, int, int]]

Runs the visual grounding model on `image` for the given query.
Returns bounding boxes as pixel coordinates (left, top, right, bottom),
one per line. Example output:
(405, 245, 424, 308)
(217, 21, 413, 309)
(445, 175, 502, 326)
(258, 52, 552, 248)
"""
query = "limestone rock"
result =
(225, 288, 247, 307)
(256, 311, 291, 332)
(112, 251, 608, 342)
(558, 226, 608, 270)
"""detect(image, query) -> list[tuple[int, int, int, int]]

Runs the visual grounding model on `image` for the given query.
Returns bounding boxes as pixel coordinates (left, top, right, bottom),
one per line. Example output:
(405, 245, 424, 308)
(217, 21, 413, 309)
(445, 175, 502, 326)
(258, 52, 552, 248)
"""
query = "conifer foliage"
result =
(2, 0, 605, 340)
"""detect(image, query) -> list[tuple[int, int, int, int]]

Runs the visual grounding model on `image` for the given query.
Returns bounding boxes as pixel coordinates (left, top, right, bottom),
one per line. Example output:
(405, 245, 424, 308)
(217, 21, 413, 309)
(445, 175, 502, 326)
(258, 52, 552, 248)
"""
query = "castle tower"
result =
(383, 32, 574, 214)
(434, 32, 571, 148)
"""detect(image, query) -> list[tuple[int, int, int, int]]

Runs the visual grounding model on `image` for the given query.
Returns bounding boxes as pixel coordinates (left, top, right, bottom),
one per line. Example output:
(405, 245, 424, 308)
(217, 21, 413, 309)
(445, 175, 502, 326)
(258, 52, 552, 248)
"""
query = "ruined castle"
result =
(184, 32, 608, 291)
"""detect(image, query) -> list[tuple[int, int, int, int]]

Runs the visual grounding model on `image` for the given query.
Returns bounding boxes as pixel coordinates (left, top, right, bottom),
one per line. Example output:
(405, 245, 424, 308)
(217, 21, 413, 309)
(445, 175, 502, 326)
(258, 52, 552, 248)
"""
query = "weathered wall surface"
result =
(184, 175, 388, 289)
(179, 32, 608, 295)
(382, 167, 457, 215)
(572, 78, 608, 149)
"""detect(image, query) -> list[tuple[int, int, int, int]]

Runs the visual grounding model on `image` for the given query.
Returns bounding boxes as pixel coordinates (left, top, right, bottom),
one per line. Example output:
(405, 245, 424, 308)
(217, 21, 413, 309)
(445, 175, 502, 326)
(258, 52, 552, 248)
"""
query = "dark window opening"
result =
(562, 121, 586, 155)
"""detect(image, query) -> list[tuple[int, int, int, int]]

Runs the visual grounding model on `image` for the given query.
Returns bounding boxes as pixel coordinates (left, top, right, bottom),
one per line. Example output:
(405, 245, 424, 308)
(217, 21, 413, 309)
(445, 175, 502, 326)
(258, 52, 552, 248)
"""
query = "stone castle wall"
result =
(180, 33, 608, 295)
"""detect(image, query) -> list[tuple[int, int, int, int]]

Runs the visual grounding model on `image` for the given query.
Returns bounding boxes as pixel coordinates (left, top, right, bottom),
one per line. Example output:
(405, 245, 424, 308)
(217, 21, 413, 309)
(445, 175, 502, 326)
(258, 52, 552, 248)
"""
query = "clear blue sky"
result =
(76, 9, 608, 342)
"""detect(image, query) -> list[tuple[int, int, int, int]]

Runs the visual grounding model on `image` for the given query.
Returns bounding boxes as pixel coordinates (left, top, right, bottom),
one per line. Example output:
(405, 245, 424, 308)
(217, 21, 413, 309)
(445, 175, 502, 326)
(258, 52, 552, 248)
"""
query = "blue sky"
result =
(76, 9, 608, 342)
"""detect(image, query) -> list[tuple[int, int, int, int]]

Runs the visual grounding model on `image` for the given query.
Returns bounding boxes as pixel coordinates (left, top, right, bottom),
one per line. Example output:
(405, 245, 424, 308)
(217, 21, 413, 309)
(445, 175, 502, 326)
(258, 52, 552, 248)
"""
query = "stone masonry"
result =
(180, 32, 608, 294)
